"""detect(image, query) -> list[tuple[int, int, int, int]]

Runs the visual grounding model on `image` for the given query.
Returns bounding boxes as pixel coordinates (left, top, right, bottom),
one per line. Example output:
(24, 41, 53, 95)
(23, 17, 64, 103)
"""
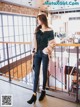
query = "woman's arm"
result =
(34, 34, 37, 52)
(43, 39, 56, 55)
(31, 34, 37, 69)
(32, 33, 37, 53)
(43, 30, 56, 55)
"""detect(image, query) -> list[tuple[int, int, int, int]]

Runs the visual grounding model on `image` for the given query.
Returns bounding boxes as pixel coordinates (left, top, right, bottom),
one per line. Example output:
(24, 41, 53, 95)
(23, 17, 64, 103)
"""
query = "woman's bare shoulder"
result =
(48, 28, 53, 31)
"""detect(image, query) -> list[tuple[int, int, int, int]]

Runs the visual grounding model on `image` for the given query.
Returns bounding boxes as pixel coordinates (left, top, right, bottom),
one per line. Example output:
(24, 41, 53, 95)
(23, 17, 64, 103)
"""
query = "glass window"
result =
(26, 17, 30, 25)
(9, 59, 13, 64)
(2, 15, 8, 26)
(16, 45, 20, 55)
(3, 27, 9, 37)
(30, 17, 33, 25)
(30, 17, 36, 25)
(9, 47, 13, 58)
(26, 26, 30, 34)
(9, 37, 14, 42)
(0, 13, 36, 65)
(4, 37, 9, 42)
(8, 15, 13, 26)
(0, 15, 1, 26)
(14, 26, 19, 35)
(23, 17, 26, 25)
(21, 44, 24, 53)
(31, 34, 34, 41)
(0, 37, 3, 41)
(21, 54, 25, 58)
(4, 61, 8, 66)
(1, 62, 4, 67)
(24, 35, 27, 42)
(23, 26, 27, 34)
(18, 16, 22, 26)
(27, 34, 31, 42)
(16, 50, 19, 56)
(33, 26, 36, 31)
(25, 45, 28, 51)
(13, 58, 16, 62)
(20, 35, 23, 42)
(12, 47, 15, 56)
(17, 56, 20, 60)
(31, 26, 34, 33)
(0, 50, 4, 60)
(33, 18, 36, 25)
(14, 16, 18, 25)
(0, 44, 3, 50)
(19, 26, 23, 35)
(27, 44, 30, 50)
(15, 36, 20, 42)
(0, 27, 2, 37)
(4, 48, 8, 59)
(9, 26, 14, 36)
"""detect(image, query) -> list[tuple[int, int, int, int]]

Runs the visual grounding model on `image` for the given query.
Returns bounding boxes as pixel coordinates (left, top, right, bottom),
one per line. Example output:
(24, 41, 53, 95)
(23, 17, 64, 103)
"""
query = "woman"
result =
(27, 14, 55, 104)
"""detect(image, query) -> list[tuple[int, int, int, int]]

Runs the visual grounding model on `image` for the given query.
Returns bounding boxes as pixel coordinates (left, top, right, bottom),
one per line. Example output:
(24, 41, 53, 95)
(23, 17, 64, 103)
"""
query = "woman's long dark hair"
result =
(35, 14, 49, 33)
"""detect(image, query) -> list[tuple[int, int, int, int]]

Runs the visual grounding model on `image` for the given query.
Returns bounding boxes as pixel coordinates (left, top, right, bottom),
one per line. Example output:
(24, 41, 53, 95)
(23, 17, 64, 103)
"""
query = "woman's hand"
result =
(32, 52, 36, 58)
(48, 39, 56, 47)
(43, 39, 56, 55)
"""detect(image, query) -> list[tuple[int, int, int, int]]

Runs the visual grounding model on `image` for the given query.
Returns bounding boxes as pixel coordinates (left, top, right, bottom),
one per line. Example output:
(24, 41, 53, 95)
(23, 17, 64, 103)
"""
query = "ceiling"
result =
(1, 0, 80, 12)
(1, 0, 45, 10)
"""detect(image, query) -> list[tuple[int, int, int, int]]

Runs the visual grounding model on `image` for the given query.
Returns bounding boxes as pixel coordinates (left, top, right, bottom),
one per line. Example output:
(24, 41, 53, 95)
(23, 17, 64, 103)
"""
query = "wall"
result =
(0, 2, 39, 16)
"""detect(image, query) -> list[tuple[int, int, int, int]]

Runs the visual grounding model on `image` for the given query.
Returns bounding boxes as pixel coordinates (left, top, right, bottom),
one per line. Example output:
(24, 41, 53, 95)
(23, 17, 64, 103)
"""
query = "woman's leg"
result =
(39, 53, 49, 101)
(33, 54, 42, 93)
(42, 53, 49, 90)
(27, 53, 42, 104)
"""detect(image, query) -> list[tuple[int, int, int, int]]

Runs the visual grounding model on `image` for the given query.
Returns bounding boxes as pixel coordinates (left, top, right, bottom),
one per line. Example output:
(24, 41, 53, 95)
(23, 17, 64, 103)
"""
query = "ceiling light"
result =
(28, 2, 31, 3)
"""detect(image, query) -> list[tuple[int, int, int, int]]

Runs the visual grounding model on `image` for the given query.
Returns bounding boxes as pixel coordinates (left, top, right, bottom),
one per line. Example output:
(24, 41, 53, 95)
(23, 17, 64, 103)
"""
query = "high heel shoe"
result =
(39, 90, 46, 101)
(27, 94, 37, 104)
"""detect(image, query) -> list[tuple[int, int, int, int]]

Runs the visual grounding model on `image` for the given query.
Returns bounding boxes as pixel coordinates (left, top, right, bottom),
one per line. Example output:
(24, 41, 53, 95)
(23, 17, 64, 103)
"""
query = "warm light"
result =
(78, 65, 80, 70)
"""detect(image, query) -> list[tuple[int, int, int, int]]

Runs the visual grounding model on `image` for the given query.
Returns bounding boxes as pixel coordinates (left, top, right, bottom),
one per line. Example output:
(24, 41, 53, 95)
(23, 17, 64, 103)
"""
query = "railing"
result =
(0, 42, 80, 103)
(0, 42, 32, 83)
(48, 43, 80, 103)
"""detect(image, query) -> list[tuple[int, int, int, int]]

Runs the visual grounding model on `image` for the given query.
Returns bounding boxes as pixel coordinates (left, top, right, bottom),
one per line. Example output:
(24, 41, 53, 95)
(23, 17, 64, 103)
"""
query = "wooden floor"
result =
(0, 79, 80, 107)
(5, 60, 32, 80)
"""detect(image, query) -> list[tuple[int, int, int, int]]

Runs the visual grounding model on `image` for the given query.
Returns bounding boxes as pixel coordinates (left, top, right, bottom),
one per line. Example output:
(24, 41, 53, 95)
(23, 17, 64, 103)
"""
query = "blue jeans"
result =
(33, 50, 49, 93)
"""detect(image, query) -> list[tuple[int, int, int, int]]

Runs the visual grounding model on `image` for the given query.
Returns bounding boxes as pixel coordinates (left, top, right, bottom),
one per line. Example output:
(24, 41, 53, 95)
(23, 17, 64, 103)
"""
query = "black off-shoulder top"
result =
(36, 29, 54, 51)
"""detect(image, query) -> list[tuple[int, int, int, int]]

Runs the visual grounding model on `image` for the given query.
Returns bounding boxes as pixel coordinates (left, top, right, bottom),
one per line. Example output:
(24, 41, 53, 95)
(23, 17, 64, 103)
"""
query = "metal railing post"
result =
(54, 47, 56, 90)
(76, 46, 79, 103)
(6, 43, 11, 82)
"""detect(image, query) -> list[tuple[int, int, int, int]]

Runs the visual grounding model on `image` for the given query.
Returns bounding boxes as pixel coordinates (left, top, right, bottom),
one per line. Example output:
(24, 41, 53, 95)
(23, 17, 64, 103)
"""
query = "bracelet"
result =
(32, 48, 35, 53)
(32, 50, 35, 53)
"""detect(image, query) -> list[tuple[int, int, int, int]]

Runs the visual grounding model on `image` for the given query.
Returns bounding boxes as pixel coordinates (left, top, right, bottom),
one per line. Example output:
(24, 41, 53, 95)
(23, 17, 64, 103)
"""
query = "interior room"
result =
(0, 0, 80, 107)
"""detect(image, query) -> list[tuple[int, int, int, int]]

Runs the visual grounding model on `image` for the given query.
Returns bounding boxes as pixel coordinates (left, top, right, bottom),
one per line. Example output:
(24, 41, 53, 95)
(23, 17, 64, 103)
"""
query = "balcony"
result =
(0, 41, 80, 104)
(0, 0, 80, 106)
